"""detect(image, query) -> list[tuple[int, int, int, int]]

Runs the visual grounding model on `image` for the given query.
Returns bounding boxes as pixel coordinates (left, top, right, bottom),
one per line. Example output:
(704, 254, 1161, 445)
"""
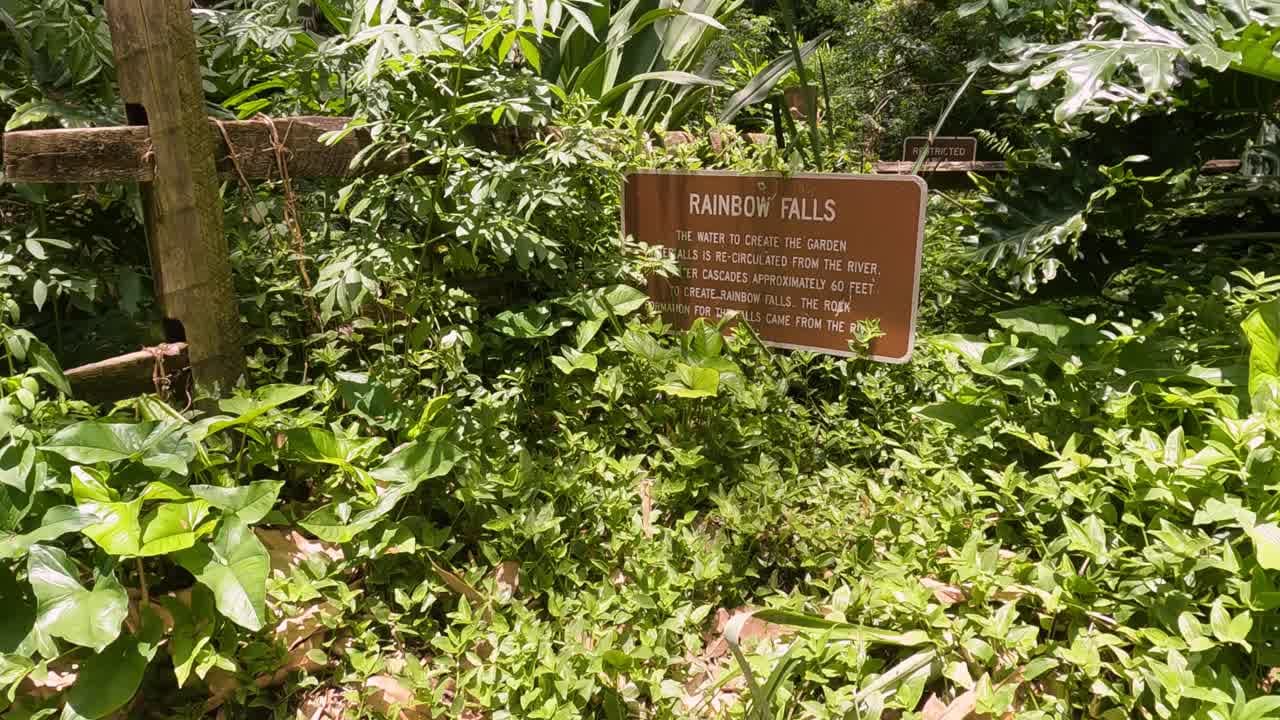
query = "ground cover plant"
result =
(1, 1, 1280, 719)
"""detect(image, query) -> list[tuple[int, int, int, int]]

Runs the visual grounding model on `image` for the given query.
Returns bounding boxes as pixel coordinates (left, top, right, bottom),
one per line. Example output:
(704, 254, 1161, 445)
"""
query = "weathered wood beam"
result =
(875, 159, 1246, 191)
(874, 160, 1010, 175)
(66, 343, 189, 403)
(2, 117, 413, 183)
(2, 121, 775, 184)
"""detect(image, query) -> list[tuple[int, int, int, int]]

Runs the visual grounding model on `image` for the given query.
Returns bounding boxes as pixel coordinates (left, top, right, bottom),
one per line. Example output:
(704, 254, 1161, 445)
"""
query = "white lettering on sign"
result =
(689, 193, 773, 218)
(781, 197, 837, 222)
(688, 193, 838, 223)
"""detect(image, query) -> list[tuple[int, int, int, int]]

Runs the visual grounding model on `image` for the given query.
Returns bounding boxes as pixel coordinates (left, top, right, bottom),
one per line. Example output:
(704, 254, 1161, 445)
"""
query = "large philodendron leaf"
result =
(1225, 22, 1280, 81)
(28, 545, 128, 652)
(174, 517, 270, 631)
(993, 0, 1280, 122)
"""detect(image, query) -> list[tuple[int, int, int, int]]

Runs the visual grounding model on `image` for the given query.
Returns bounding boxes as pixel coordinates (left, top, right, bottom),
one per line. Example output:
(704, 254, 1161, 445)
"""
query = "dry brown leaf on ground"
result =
(921, 694, 949, 720)
(429, 558, 486, 606)
(257, 528, 344, 576)
(275, 602, 337, 651)
(920, 578, 968, 606)
(296, 687, 350, 720)
(494, 560, 520, 602)
(366, 675, 432, 720)
(639, 478, 654, 539)
(714, 607, 792, 650)
(937, 689, 977, 720)
(19, 664, 77, 700)
(256, 633, 327, 688)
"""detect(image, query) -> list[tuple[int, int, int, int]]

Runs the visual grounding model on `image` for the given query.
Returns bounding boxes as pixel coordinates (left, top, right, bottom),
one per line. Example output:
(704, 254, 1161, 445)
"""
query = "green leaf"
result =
(1238, 696, 1280, 720)
(1243, 300, 1280, 411)
(79, 499, 143, 556)
(302, 432, 461, 543)
(174, 517, 269, 631)
(597, 70, 725, 109)
(656, 364, 720, 399)
(24, 336, 70, 396)
(1224, 23, 1280, 82)
(720, 31, 835, 123)
(63, 612, 163, 719)
(551, 347, 599, 375)
(933, 335, 1039, 375)
(282, 427, 381, 468)
(28, 545, 128, 652)
(492, 305, 572, 339)
(0, 506, 94, 560)
(751, 609, 930, 646)
(1063, 515, 1107, 560)
(40, 422, 195, 475)
(1248, 522, 1280, 570)
(207, 384, 315, 435)
(369, 430, 462, 486)
(139, 501, 211, 557)
(191, 481, 283, 524)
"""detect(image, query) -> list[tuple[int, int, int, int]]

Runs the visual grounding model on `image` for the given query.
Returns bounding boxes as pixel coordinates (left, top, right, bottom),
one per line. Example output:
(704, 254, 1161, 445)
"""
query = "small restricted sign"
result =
(903, 136, 977, 163)
(623, 171, 926, 363)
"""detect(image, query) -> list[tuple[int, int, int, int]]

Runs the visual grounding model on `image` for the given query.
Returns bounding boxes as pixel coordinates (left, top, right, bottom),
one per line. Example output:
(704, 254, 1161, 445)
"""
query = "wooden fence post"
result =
(105, 0, 244, 393)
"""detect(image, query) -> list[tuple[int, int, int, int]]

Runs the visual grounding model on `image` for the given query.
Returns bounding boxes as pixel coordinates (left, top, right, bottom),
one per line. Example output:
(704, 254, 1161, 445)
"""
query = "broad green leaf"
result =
(0, 566, 39, 657)
(283, 428, 381, 468)
(207, 384, 315, 435)
(63, 612, 162, 719)
(551, 347, 599, 375)
(1248, 522, 1280, 570)
(0, 441, 35, 492)
(24, 336, 71, 396)
(492, 305, 572, 339)
(28, 545, 128, 652)
(369, 430, 462, 486)
(174, 517, 269, 631)
(656, 364, 720, 398)
(1224, 23, 1280, 82)
(933, 335, 1039, 374)
(41, 421, 195, 475)
(914, 400, 992, 428)
(139, 501, 211, 557)
(1243, 300, 1280, 411)
(302, 432, 461, 542)
(79, 499, 143, 556)
(0, 506, 94, 560)
(71, 466, 114, 503)
(1063, 515, 1107, 560)
(1238, 696, 1280, 720)
(191, 481, 283, 524)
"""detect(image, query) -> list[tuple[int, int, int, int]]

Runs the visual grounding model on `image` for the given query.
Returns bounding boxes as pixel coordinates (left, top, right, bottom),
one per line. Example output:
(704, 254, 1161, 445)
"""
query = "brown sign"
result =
(903, 136, 977, 163)
(623, 171, 926, 362)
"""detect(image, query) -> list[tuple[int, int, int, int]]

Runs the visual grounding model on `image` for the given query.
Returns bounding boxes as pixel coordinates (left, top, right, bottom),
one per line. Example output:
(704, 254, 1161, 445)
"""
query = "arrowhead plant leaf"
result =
(174, 517, 270, 631)
(27, 545, 128, 652)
